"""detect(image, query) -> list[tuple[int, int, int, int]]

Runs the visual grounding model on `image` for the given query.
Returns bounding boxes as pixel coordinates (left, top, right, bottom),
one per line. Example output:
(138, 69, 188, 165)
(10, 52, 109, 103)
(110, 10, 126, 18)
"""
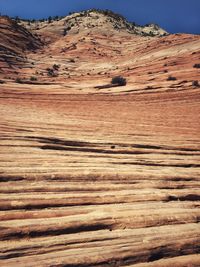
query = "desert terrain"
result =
(0, 10, 200, 266)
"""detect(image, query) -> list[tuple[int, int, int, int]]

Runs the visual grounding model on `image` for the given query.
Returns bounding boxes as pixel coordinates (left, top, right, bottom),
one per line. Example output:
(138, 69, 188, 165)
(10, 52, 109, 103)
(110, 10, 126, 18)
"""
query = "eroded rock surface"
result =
(0, 10, 200, 267)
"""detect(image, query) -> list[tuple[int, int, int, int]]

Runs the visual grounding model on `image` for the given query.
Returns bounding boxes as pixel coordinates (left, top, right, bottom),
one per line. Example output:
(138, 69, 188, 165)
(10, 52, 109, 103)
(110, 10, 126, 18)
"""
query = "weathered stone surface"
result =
(0, 11, 200, 267)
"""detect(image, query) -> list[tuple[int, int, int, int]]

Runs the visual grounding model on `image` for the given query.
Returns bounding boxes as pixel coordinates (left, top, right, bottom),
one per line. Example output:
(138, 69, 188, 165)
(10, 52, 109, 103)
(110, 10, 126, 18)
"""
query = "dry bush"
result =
(167, 75, 177, 81)
(111, 76, 127, 86)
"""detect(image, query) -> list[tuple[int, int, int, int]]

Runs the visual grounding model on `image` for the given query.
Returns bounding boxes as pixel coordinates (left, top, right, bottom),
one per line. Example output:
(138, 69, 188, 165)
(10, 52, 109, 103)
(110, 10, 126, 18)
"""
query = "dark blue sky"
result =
(0, 0, 200, 34)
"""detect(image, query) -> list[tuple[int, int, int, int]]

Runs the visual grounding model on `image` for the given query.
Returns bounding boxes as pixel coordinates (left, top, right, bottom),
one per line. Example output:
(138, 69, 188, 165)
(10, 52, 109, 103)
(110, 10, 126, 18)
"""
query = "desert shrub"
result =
(149, 31, 154, 37)
(192, 80, 199, 87)
(63, 28, 68, 36)
(193, 64, 200, 69)
(14, 16, 20, 23)
(167, 75, 177, 81)
(90, 9, 126, 22)
(53, 16, 59, 21)
(0, 80, 5, 84)
(30, 76, 37, 81)
(48, 16, 52, 23)
(48, 70, 54, 77)
(15, 77, 23, 83)
(111, 76, 127, 86)
(53, 64, 60, 71)
(46, 68, 58, 77)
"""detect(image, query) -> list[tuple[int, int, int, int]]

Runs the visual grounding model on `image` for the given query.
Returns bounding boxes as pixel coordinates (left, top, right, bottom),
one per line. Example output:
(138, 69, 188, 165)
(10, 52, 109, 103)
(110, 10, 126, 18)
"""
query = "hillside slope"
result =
(0, 16, 42, 73)
(21, 9, 168, 42)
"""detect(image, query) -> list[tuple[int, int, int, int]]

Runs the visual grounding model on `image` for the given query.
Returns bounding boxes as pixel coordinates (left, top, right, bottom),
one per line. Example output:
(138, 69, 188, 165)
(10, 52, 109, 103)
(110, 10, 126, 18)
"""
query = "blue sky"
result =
(0, 0, 200, 34)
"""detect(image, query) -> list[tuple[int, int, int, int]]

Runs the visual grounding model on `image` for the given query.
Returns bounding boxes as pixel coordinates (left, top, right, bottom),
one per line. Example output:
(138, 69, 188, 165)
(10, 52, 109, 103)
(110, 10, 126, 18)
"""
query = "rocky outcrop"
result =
(0, 16, 42, 71)
(0, 86, 200, 266)
(19, 9, 168, 44)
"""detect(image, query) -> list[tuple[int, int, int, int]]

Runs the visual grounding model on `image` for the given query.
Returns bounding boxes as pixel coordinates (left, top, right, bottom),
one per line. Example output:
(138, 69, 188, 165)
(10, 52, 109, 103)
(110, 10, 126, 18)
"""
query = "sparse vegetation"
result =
(47, 68, 54, 77)
(46, 67, 58, 77)
(15, 77, 23, 83)
(0, 80, 5, 84)
(54, 16, 59, 21)
(111, 76, 127, 86)
(193, 64, 200, 69)
(69, 58, 75, 63)
(65, 8, 164, 37)
(167, 75, 177, 81)
(149, 31, 154, 37)
(89, 9, 126, 22)
(53, 64, 60, 71)
(48, 16, 52, 23)
(30, 76, 37, 81)
(63, 28, 68, 36)
(192, 80, 199, 87)
(14, 16, 20, 24)
(19, 15, 64, 24)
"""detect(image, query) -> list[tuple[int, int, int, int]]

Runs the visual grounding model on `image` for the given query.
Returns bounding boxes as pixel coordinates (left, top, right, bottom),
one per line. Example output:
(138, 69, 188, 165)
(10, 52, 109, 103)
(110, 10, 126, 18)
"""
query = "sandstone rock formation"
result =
(0, 9, 200, 267)
(0, 16, 42, 72)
